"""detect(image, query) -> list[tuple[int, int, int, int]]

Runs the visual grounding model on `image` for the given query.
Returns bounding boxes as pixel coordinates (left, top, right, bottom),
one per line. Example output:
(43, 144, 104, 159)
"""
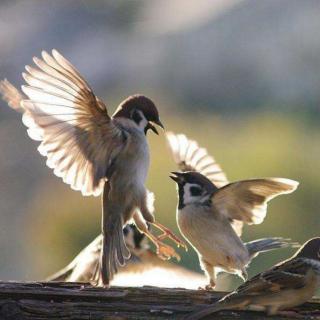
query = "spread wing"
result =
(166, 132, 246, 234)
(21, 49, 125, 196)
(166, 132, 228, 188)
(0, 79, 25, 113)
(212, 178, 298, 227)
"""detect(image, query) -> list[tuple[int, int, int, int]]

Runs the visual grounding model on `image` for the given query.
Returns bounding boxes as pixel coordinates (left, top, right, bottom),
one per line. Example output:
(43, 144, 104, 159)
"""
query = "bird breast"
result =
(177, 205, 249, 270)
(114, 125, 150, 188)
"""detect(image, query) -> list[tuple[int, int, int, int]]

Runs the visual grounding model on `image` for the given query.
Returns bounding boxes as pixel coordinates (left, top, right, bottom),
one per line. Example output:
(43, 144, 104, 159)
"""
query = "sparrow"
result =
(0, 51, 186, 286)
(186, 237, 320, 319)
(166, 132, 299, 289)
(47, 224, 206, 289)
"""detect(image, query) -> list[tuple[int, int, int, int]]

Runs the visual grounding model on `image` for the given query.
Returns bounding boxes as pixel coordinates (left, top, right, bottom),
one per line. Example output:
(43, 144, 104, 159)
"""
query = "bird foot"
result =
(198, 281, 216, 291)
(156, 240, 181, 261)
(154, 223, 188, 251)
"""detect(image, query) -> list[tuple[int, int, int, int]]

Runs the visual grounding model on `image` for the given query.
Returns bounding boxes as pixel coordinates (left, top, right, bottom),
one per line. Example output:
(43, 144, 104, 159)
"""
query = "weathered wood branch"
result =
(0, 282, 319, 319)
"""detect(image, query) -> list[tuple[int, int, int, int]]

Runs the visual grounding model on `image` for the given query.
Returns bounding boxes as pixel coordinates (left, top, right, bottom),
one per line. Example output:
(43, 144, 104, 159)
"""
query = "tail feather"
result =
(246, 237, 298, 259)
(100, 184, 130, 286)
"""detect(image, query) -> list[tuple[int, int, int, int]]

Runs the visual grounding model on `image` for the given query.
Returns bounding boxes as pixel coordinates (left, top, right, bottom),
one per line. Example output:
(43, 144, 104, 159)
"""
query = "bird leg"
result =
(151, 221, 188, 251)
(132, 212, 181, 261)
(200, 259, 216, 290)
(144, 230, 181, 261)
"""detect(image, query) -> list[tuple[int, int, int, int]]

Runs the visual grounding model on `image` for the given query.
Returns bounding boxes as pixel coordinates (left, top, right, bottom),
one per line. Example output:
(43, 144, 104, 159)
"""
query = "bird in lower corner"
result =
(186, 237, 320, 320)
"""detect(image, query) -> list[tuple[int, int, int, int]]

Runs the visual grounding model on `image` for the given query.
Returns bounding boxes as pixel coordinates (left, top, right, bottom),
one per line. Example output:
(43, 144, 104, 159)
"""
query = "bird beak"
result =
(147, 122, 159, 135)
(147, 119, 164, 135)
(169, 172, 183, 184)
(155, 119, 164, 130)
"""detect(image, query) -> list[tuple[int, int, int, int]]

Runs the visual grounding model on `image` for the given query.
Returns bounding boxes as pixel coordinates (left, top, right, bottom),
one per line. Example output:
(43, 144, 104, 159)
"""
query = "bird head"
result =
(123, 224, 149, 252)
(113, 94, 164, 135)
(170, 171, 218, 209)
(294, 237, 320, 261)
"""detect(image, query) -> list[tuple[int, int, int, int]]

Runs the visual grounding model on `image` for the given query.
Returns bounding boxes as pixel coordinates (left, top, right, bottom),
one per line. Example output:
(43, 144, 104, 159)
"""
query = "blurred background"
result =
(0, 0, 320, 290)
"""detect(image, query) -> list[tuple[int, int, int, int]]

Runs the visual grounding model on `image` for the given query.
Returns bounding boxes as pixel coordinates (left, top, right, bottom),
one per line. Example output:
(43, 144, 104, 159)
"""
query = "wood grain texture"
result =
(0, 282, 319, 319)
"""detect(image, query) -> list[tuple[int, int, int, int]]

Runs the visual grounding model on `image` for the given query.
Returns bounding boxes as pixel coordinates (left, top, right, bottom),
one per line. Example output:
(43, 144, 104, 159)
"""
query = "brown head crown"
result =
(170, 171, 218, 193)
(113, 94, 163, 134)
(170, 171, 219, 209)
(294, 237, 320, 261)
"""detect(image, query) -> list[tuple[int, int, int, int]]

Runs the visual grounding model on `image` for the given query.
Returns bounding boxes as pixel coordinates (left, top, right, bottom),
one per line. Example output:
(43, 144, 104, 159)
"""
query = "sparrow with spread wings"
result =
(0, 51, 186, 286)
(187, 237, 320, 319)
(166, 132, 299, 289)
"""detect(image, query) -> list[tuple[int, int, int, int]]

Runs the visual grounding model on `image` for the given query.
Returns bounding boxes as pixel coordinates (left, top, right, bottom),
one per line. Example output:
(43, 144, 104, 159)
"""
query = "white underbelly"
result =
(177, 207, 249, 270)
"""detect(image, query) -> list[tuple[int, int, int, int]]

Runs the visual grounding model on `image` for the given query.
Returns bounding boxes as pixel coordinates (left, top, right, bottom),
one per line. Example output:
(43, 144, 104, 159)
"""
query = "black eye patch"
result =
(190, 186, 202, 196)
(131, 109, 143, 124)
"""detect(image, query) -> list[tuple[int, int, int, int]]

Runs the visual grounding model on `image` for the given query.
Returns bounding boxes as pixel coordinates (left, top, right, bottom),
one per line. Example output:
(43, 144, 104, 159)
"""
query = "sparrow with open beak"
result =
(187, 237, 320, 319)
(0, 51, 185, 286)
(166, 132, 299, 289)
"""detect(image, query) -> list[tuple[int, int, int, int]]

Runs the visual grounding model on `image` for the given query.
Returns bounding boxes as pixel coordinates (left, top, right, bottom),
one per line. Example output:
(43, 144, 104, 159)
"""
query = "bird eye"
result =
(131, 109, 142, 124)
(190, 186, 202, 196)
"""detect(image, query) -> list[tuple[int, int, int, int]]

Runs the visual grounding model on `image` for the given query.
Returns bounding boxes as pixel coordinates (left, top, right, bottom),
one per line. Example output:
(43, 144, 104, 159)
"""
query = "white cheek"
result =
(137, 111, 148, 130)
(183, 184, 201, 204)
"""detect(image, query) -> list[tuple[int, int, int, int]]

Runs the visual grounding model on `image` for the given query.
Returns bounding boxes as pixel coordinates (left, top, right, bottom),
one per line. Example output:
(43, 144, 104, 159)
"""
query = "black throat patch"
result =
(177, 183, 185, 209)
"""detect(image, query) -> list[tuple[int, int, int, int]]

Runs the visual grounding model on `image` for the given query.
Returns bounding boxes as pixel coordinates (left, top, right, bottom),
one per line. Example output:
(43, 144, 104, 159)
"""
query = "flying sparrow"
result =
(0, 51, 186, 286)
(167, 132, 299, 289)
(186, 237, 320, 319)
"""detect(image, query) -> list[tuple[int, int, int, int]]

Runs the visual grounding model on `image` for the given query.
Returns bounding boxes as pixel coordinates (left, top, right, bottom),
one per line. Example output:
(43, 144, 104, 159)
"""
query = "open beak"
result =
(147, 122, 159, 135)
(169, 171, 184, 184)
(155, 119, 164, 130)
(147, 119, 164, 135)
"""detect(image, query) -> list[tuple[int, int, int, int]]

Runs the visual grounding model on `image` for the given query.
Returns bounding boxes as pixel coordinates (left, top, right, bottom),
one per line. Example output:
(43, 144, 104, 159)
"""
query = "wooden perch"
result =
(0, 282, 319, 319)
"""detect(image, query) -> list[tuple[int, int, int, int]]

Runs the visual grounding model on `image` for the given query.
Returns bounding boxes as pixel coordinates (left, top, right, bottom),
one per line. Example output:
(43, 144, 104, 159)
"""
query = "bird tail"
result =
(99, 183, 131, 286)
(245, 237, 298, 259)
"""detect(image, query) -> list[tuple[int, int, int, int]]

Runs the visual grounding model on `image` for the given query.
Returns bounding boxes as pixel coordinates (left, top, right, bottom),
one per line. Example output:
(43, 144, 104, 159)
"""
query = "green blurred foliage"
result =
(24, 110, 320, 287)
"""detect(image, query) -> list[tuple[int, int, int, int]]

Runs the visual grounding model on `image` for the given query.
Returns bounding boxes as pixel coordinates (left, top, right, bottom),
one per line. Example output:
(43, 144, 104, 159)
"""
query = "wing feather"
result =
(166, 132, 228, 188)
(0, 79, 25, 112)
(212, 178, 299, 225)
(233, 258, 310, 297)
(21, 50, 125, 196)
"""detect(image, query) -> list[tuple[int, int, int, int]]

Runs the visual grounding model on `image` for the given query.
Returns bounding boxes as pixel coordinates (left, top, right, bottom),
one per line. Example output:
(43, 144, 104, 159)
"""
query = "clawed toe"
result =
(157, 242, 181, 261)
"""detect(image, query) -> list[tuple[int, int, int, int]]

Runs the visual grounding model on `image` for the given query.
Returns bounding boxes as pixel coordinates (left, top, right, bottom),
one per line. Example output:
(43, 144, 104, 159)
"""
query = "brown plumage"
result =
(186, 238, 320, 319)
(167, 132, 299, 289)
(0, 50, 184, 286)
(47, 225, 204, 289)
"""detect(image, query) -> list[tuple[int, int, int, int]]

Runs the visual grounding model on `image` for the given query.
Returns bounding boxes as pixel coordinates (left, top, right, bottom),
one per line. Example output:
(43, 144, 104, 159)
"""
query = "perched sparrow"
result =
(167, 132, 299, 289)
(187, 237, 320, 319)
(0, 51, 186, 286)
(48, 224, 207, 289)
